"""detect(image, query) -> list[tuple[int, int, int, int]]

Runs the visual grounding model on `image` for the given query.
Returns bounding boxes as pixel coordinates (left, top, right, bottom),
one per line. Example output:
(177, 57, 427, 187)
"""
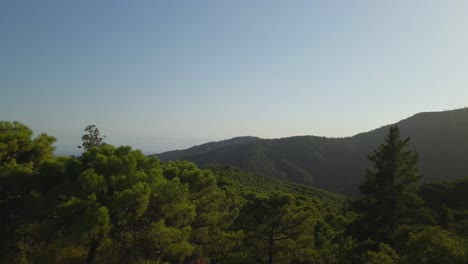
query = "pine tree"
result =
(235, 192, 316, 264)
(0, 121, 56, 262)
(355, 125, 424, 244)
(79, 125, 106, 150)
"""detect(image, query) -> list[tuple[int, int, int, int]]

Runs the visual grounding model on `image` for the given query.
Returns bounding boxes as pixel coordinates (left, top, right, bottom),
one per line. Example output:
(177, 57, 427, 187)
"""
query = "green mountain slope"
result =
(156, 136, 259, 161)
(209, 165, 348, 208)
(155, 108, 468, 195)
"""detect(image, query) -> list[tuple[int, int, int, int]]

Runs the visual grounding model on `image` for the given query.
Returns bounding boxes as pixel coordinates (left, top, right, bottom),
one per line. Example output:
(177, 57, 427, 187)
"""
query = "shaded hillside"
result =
(155, 108, 468, 195)
(417, 177, 468, 236)
(418, 177, 468, 210)
(353, 108, 468, 188)
(156, 136, 259, 161)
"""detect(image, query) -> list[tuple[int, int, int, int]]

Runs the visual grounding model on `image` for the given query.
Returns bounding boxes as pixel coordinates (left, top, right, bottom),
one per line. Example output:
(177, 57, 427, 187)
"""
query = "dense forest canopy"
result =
(1, 121, 467, 263)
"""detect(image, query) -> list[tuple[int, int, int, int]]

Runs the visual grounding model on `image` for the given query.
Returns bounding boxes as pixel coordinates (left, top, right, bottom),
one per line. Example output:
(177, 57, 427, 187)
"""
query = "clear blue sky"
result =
(1, 0, 467, 154)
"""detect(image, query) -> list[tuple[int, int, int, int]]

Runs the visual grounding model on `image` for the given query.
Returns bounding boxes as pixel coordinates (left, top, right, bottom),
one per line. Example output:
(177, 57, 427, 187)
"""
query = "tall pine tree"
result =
(354, 126, 425, 244)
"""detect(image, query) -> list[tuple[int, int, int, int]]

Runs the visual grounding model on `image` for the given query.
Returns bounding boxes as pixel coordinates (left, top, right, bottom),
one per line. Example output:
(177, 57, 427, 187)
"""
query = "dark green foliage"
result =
(402, 226, 466, 264)
(0, 121, 56, 165)
(79, 125, 106, 150)
(0, 121, 56, 262)
(418, 177, 468, 210)
(2, 121, 468, 263)
(162, 161, 241, 262)
(235, 192, 315, 264)
(211, 168, 353, 263)
(418, 177, 468, 236)
(352, 126, 430, 245)
(361, 243, 400, 264)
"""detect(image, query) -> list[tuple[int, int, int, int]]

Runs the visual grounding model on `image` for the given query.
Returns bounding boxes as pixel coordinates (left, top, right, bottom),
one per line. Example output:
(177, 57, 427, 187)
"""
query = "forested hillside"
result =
(156, 108, 468, 195)
(1, 121, 467, 263)
(207, 165, 347, 208)
(157, 137, 259, 162)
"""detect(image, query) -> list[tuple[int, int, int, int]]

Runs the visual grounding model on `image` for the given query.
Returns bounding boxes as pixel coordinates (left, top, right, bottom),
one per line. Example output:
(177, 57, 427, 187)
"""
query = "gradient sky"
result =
(1, 0, 468, 154)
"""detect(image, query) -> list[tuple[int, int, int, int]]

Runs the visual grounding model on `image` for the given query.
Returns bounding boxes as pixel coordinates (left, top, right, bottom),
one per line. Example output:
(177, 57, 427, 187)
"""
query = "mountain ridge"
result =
(154, 108, 468, 195)
(155, 136, 259, 161)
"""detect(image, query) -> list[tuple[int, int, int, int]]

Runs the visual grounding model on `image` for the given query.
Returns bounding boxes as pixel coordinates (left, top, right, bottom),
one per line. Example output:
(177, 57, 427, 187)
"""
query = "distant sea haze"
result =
(55, 137, 216, 157)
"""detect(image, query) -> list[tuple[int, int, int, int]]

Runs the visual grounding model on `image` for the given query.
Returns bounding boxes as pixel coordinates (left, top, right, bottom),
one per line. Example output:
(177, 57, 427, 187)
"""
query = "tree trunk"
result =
(268, 230, 274, 264)
(85, 237, 101, 264)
